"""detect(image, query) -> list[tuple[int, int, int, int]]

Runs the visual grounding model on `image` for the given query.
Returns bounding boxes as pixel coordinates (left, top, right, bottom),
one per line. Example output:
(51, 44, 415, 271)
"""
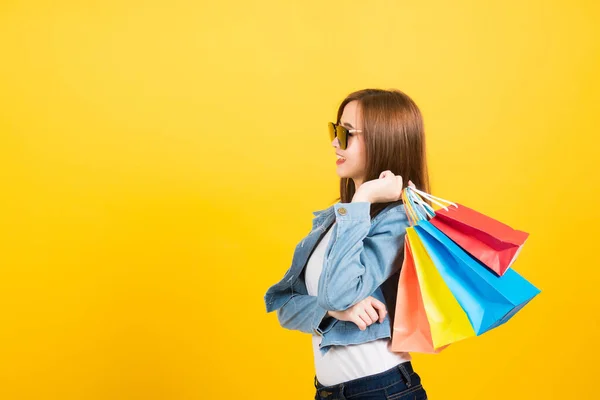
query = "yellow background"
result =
(1, 1, 598, 398)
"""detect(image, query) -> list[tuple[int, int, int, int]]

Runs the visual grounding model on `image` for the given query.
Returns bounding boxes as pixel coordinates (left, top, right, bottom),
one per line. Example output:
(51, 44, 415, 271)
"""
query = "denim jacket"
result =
(263, 200, 410, 356)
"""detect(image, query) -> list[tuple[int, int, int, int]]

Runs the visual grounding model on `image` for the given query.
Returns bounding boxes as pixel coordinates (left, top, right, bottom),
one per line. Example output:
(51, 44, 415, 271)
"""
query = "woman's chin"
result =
(335, 164, 356, 179)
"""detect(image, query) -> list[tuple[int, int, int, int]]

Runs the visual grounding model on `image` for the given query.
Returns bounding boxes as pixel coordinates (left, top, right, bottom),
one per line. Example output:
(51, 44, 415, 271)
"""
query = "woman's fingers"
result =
(380, 170, 392, 179)
(347, 297, 389, 330)
(364, 306, 379, 324)
(378, 171, 415, 188)
(369, 298, 388, 323)
(396, 176, 404, 199)
(353, 315, 367, 331)
(379, 170, 414, 196)
(358, 310, 374, 326)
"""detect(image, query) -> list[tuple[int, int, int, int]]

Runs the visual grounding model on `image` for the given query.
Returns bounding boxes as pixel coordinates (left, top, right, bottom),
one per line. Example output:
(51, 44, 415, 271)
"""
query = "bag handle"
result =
(408, 189, 436, 218)
(402, 189, 421, 226)
(402, 188, 434, 225)
(407, 187, 458, 211)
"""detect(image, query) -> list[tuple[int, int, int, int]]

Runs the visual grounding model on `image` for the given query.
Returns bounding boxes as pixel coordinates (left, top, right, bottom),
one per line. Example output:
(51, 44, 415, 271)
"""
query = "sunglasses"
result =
(328, 122, 363, 150)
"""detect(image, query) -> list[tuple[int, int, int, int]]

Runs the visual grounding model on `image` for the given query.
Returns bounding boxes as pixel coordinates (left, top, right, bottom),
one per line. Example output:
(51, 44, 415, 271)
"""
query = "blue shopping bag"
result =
(413, 220, 541, 335)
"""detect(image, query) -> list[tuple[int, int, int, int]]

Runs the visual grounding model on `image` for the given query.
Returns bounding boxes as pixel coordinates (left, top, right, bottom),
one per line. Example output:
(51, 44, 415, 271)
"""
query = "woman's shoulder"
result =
(377, 200, 406, 218)
(372, 200, 409, 227)
(312, 199, 407, 225)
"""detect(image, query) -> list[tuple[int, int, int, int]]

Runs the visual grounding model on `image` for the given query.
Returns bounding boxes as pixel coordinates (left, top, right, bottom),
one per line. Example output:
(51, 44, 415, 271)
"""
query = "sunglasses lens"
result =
(336, 125, 347, 149)
(328, 122, 348, 149)
(328, 122, 336, 142)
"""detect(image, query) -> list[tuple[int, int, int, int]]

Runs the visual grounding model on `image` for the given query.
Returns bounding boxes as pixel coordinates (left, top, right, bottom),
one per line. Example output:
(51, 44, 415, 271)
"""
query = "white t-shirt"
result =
(305, 222, 411, 386)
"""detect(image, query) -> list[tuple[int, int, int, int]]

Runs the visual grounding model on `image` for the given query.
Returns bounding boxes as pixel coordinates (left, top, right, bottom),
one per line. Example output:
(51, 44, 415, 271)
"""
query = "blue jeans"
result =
(314, 361, 427, 400)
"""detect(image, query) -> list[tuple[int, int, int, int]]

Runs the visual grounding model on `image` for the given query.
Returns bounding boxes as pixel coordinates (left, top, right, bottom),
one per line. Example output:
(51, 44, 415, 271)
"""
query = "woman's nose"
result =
(331, 137, 340, 148)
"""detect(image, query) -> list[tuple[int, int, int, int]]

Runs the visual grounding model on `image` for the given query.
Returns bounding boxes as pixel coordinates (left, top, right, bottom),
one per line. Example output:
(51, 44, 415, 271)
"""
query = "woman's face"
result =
(332, 100, 367, 188)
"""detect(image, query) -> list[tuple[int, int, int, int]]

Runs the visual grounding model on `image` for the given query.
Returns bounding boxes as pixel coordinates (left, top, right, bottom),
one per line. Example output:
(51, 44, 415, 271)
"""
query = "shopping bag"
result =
(406, 227, 476, 349)
(390, 239, 448, 354)
(414, 220, 541, 335)
(411, 187, 529, 276)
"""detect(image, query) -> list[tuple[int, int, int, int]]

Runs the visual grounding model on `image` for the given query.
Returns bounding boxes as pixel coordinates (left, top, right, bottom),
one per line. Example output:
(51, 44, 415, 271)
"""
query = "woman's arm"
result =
(276, 293, 337, 335)
(317, 201, 408, 312)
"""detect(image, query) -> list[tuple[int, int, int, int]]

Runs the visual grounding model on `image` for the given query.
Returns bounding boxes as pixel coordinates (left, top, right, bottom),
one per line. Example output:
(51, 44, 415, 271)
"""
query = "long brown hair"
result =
(332, 88, 431, 220)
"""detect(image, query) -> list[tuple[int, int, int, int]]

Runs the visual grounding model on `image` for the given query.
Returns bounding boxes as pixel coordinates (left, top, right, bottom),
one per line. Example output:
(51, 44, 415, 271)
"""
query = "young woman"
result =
(264, 88, 430, 400)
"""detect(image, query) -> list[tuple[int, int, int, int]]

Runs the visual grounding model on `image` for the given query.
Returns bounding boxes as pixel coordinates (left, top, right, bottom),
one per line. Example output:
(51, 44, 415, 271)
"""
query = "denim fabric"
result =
(264, 200, 410, 355)
(314, 361, 427, 400)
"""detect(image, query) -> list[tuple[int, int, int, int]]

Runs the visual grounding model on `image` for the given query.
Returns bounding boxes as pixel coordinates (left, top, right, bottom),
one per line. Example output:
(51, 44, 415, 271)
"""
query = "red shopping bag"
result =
(429, 204, 529, 276)
(390, 239, 448, 354)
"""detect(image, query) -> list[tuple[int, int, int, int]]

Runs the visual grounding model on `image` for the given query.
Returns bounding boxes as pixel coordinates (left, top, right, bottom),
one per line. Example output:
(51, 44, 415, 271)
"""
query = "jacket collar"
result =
(310, 203, 338, 231)
(311, 203, 337, 218)
(312, 200, 405, 221)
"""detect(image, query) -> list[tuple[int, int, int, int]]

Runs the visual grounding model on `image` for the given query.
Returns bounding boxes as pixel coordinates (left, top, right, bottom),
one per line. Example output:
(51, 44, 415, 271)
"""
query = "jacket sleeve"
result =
(317, 201, 409, 311)
(276, 292, 338, 335)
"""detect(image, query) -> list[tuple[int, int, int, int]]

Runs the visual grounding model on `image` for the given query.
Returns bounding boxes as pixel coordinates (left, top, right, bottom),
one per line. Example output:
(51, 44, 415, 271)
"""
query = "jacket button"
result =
(337, 207, 347, 216)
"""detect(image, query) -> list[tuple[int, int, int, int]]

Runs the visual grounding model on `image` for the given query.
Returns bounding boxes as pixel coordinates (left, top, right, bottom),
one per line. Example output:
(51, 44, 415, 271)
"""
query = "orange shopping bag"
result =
(390, 238, 448, 354)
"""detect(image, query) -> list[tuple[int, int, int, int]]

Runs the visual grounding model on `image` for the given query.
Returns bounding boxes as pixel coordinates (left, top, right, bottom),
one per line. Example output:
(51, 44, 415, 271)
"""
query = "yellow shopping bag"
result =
(406, 227, 476, 348)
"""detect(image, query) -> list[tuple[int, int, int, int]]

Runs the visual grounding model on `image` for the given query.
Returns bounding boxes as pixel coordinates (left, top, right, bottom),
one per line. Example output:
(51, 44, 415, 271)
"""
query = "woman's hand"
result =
(327, 296, 388, 331)
(353, 171, 416, 203)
